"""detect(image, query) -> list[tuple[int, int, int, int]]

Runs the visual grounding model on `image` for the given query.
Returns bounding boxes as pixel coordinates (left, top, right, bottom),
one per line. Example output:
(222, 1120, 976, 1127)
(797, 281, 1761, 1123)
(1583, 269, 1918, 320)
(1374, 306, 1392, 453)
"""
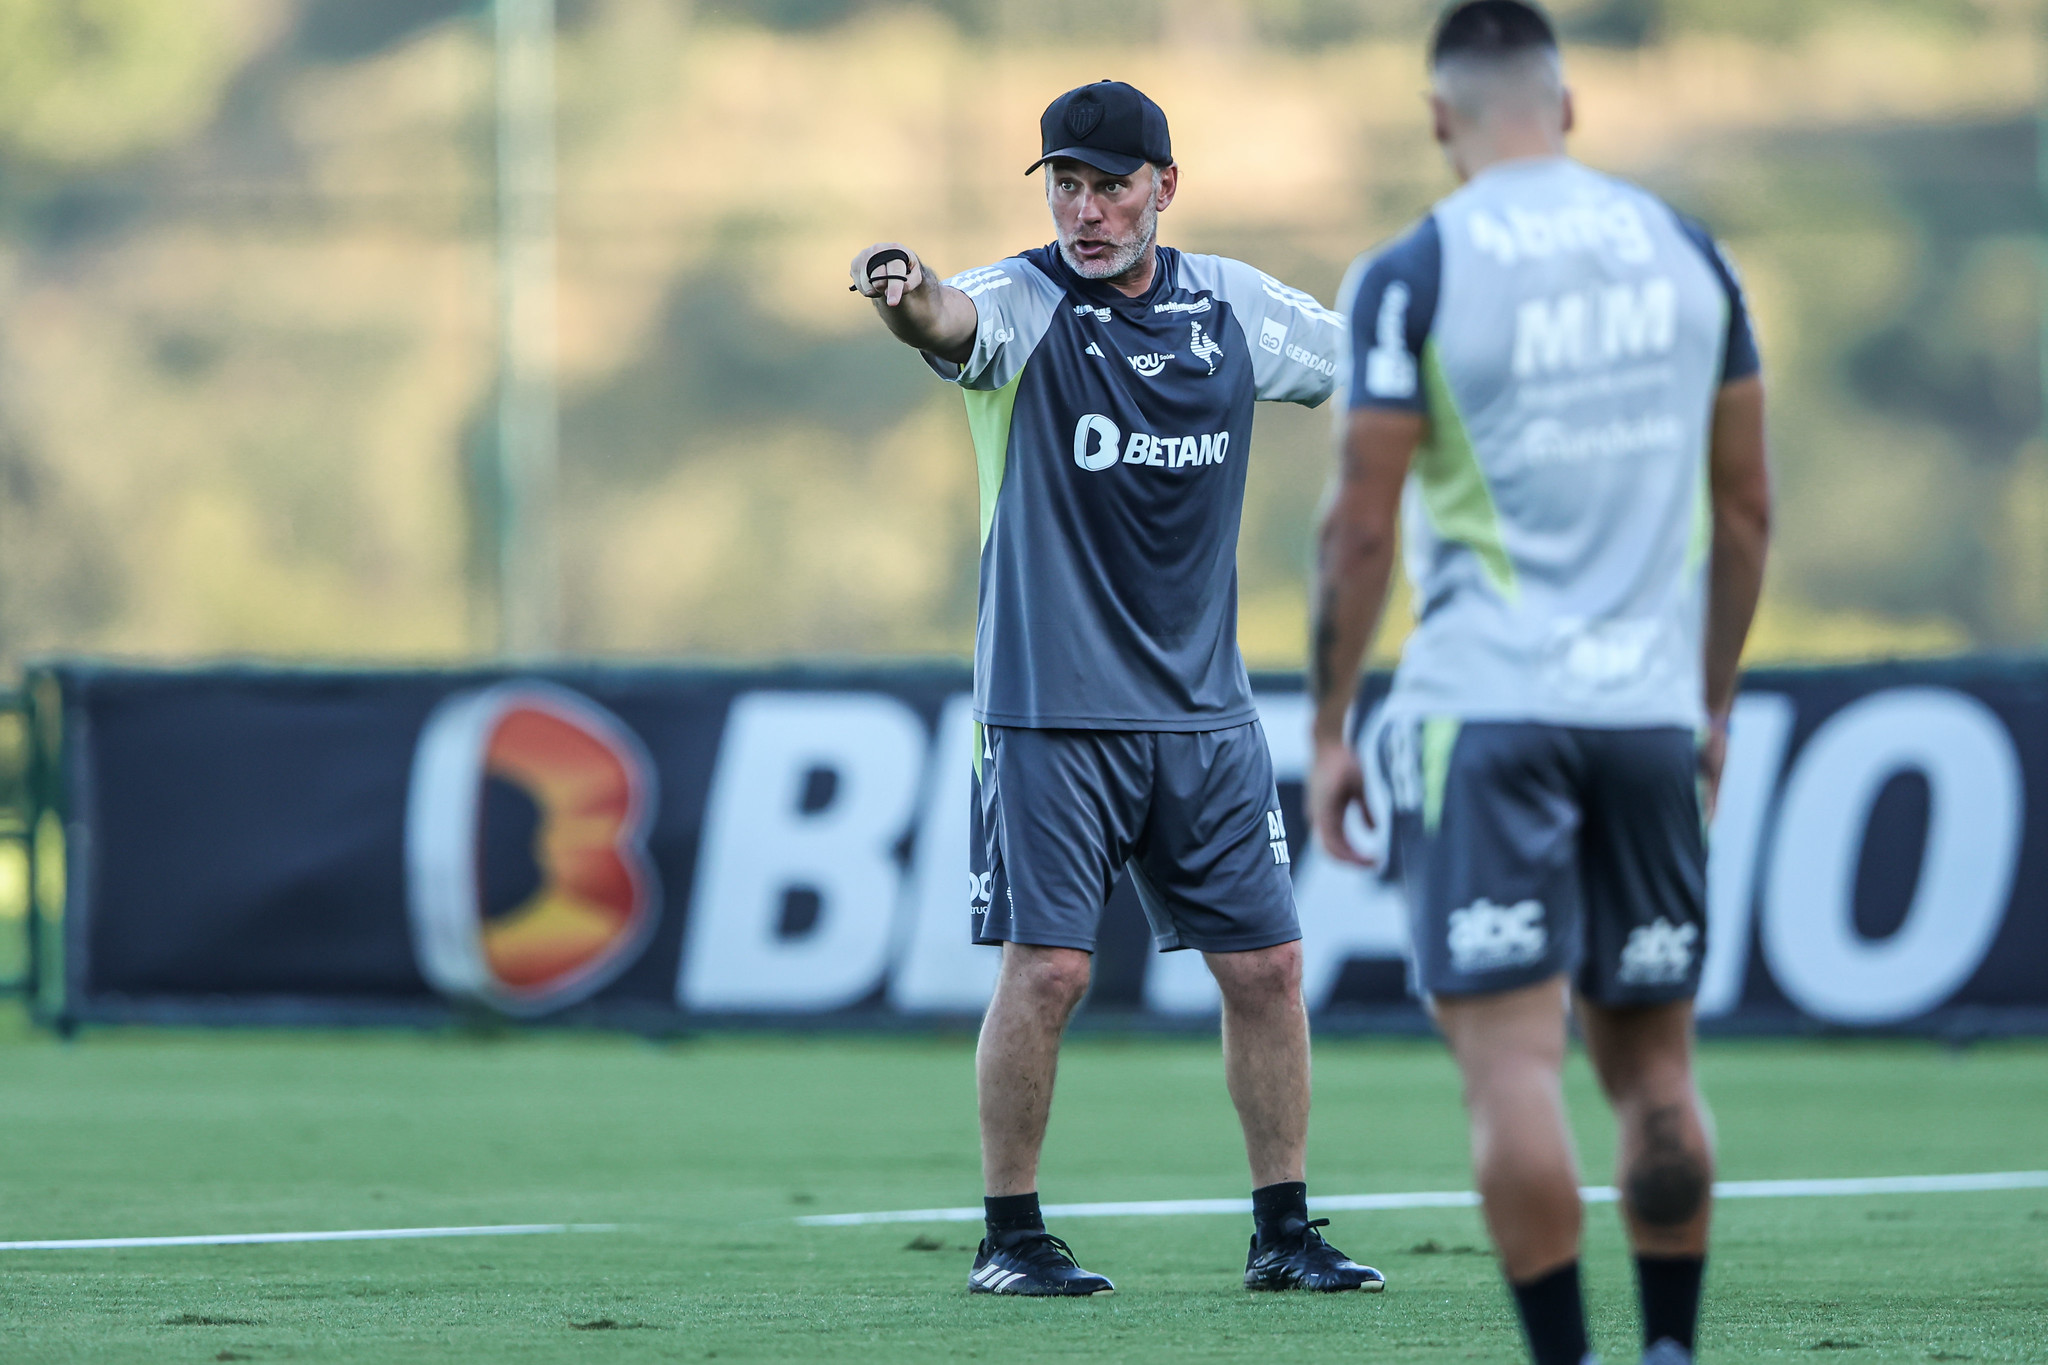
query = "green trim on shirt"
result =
(1415, 340, 1518, 602)
(1686, 458, 1712, 577)
(963, 367, 1024, 549)
(1422, 716, 1462, 836)
(1686, 288, 1732, 578)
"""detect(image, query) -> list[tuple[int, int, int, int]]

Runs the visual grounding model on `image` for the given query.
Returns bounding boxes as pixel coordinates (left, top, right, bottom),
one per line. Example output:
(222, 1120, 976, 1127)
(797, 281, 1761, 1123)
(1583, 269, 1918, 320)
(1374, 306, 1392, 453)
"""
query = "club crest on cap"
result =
(1065, 96, 1104, 139)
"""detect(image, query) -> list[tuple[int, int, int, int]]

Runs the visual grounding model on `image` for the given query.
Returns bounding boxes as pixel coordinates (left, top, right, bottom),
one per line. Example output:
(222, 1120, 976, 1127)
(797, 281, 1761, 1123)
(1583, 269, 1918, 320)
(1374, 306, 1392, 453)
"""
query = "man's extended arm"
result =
(1306, 407, 1424, 865)
(848, 242, 978, 365)
(1700, 373, 1771, 807)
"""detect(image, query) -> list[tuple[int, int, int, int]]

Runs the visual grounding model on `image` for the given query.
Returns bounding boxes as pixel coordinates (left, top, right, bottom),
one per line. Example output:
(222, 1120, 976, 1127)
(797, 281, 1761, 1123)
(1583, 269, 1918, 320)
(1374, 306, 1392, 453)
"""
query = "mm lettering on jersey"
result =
(1070, 414, 1228, 472)
(1512, 277, 1676, 378)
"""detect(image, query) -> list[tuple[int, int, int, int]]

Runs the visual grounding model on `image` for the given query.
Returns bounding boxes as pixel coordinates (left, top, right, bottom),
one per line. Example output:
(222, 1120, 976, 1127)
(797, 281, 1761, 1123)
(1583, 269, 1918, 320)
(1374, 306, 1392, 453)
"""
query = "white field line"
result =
(0, 1223, 617, 1251)
(796, 1170, 2048, 1228)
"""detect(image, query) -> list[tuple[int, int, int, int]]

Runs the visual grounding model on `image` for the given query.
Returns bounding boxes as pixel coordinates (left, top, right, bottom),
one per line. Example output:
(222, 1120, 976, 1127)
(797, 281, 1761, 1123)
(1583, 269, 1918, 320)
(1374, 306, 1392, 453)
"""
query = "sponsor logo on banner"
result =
(60, 666, 2046, 1032)
(406, 682, 660, 1015)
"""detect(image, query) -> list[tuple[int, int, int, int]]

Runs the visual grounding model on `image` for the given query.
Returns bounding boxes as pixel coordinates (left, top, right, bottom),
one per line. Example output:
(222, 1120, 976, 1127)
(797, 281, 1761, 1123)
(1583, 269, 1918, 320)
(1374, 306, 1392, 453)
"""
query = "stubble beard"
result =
(1059, 200, 1159, 285)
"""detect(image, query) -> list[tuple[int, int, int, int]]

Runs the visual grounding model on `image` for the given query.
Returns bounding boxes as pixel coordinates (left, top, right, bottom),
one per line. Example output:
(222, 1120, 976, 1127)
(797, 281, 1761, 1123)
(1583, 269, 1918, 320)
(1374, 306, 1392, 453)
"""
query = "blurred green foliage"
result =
(0, 0, 2037, 672)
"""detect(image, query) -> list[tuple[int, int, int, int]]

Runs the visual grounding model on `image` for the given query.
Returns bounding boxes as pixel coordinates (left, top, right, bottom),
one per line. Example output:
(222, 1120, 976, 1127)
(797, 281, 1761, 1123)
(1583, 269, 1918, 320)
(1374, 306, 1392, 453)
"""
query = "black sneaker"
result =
(968, 1229, 1115, 1296)
(1244, 1217, 1386, 1292)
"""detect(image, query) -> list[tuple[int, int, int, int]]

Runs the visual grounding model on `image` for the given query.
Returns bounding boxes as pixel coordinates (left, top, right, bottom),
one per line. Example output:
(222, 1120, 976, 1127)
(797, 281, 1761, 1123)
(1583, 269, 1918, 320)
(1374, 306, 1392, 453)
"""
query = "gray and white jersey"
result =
(1342, 156, 1760, 729)
(927, 244, 1340, 731)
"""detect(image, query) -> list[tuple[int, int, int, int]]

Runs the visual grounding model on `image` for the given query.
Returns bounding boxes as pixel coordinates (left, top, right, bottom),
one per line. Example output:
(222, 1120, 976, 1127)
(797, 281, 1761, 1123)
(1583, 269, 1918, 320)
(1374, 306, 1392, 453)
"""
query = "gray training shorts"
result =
(1384, 719, 1707, 1005)
(970, 722, 1301, 955)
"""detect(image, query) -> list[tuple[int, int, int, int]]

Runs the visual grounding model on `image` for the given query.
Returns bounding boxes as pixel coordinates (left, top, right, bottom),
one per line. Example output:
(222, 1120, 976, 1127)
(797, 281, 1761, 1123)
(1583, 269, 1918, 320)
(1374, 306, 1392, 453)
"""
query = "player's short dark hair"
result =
(1430, 0, 1558, 68)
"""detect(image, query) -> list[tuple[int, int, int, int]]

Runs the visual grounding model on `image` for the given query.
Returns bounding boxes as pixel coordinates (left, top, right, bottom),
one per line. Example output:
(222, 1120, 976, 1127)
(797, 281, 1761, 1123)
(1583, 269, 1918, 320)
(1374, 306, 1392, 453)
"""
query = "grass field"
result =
(0, 1014, 2041, 1364)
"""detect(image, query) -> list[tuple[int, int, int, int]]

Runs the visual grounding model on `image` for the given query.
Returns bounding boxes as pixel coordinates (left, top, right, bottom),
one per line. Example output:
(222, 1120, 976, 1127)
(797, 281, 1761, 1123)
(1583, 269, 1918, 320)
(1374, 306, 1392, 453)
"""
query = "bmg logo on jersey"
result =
(1072, 414, 1231, 473)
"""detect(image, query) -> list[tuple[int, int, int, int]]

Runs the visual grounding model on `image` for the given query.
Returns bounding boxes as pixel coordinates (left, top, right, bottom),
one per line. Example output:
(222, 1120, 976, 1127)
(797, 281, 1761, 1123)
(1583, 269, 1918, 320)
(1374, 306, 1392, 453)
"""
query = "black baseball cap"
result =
(1025, 80, 1172, 177)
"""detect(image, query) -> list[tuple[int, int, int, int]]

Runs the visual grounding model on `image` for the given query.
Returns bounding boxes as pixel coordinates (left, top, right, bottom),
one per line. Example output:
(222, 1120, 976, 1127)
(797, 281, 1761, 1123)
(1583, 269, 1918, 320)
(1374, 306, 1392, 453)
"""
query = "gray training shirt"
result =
(929, 243, 1342, 731)
(1340, 156, 1760, 729)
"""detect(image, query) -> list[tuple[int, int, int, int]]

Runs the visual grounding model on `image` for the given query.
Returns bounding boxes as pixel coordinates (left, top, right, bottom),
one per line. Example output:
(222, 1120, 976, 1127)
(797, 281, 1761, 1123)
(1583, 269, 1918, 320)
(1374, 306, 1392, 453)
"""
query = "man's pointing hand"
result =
(850, 242, 925, 308)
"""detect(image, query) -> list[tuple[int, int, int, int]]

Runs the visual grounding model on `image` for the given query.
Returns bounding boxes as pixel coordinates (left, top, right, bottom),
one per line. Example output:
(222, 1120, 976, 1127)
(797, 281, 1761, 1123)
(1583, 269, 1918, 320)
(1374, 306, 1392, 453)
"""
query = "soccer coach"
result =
(1309, 4, 1770, 1364)
(850, 81, 1384, 1298)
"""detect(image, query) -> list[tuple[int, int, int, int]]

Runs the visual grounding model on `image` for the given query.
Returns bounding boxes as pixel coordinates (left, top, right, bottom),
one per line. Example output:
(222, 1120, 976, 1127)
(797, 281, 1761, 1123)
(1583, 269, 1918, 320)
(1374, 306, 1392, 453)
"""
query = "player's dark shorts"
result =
(970, 722, 1301, 954)
(1384, 720, 1706, 1005)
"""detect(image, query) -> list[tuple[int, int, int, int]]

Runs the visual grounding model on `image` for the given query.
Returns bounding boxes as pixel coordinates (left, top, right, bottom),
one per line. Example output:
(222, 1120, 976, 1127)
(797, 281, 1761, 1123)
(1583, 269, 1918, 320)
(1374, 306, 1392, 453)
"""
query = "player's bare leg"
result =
(976, 942, 1091, 1196)
(1577, 997, 1713, 1253)
(1210, 939, 1383, 1291)
(1205, 940, 1309, 1186)
(1579, 996, 1714, 1359)
(966, 943, 1114, 1296)
(1434, 976, 1584, 1278)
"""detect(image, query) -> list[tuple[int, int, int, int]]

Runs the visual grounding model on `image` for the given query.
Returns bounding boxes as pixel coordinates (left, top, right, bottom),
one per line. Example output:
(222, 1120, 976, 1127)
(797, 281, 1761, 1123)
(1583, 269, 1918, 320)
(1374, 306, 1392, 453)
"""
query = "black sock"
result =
(983, 1192, 1043, 1242)
(1510, 1261, 1591, 1365)
(1251, 1180, 1309, 1245)
(1637, 1254, 1705, 1351)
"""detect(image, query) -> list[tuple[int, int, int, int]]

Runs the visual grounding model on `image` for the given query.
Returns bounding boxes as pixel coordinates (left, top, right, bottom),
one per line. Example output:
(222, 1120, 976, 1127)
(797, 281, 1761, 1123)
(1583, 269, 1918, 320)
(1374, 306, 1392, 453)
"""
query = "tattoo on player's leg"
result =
(1628, 1104, 1709, 1228)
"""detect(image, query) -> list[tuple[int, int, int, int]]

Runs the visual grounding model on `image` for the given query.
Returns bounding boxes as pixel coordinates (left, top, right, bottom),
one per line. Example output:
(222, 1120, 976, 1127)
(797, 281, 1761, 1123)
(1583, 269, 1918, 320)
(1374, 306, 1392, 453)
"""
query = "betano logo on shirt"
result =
(1073, 413, 1230, 473)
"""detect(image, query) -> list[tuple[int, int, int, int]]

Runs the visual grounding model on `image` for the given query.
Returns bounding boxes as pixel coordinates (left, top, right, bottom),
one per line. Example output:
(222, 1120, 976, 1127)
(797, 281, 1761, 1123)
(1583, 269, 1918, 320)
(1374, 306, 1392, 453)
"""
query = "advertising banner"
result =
(40, 659, 2048, 1032)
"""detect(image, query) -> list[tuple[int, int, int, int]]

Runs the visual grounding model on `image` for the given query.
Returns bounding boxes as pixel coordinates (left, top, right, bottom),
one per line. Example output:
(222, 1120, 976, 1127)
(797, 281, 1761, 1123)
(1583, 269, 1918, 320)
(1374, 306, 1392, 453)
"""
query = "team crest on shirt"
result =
(1190, 321, 1223, 375)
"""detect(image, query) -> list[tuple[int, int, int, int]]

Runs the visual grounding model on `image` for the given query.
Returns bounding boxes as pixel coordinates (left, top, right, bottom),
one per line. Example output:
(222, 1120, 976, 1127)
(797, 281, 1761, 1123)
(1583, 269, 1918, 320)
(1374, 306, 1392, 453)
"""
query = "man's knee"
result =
(1206, 940, 1302, 1006)
(1436, 978, 1570, 1080)
(1002, 944, 1092, 1012)
(1626, 1103, 1711, 1227)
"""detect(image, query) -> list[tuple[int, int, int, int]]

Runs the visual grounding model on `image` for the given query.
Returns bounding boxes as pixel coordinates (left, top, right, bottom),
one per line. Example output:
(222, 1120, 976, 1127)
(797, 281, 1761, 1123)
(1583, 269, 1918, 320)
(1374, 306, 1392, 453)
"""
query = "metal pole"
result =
(494, 0, 560, 658)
